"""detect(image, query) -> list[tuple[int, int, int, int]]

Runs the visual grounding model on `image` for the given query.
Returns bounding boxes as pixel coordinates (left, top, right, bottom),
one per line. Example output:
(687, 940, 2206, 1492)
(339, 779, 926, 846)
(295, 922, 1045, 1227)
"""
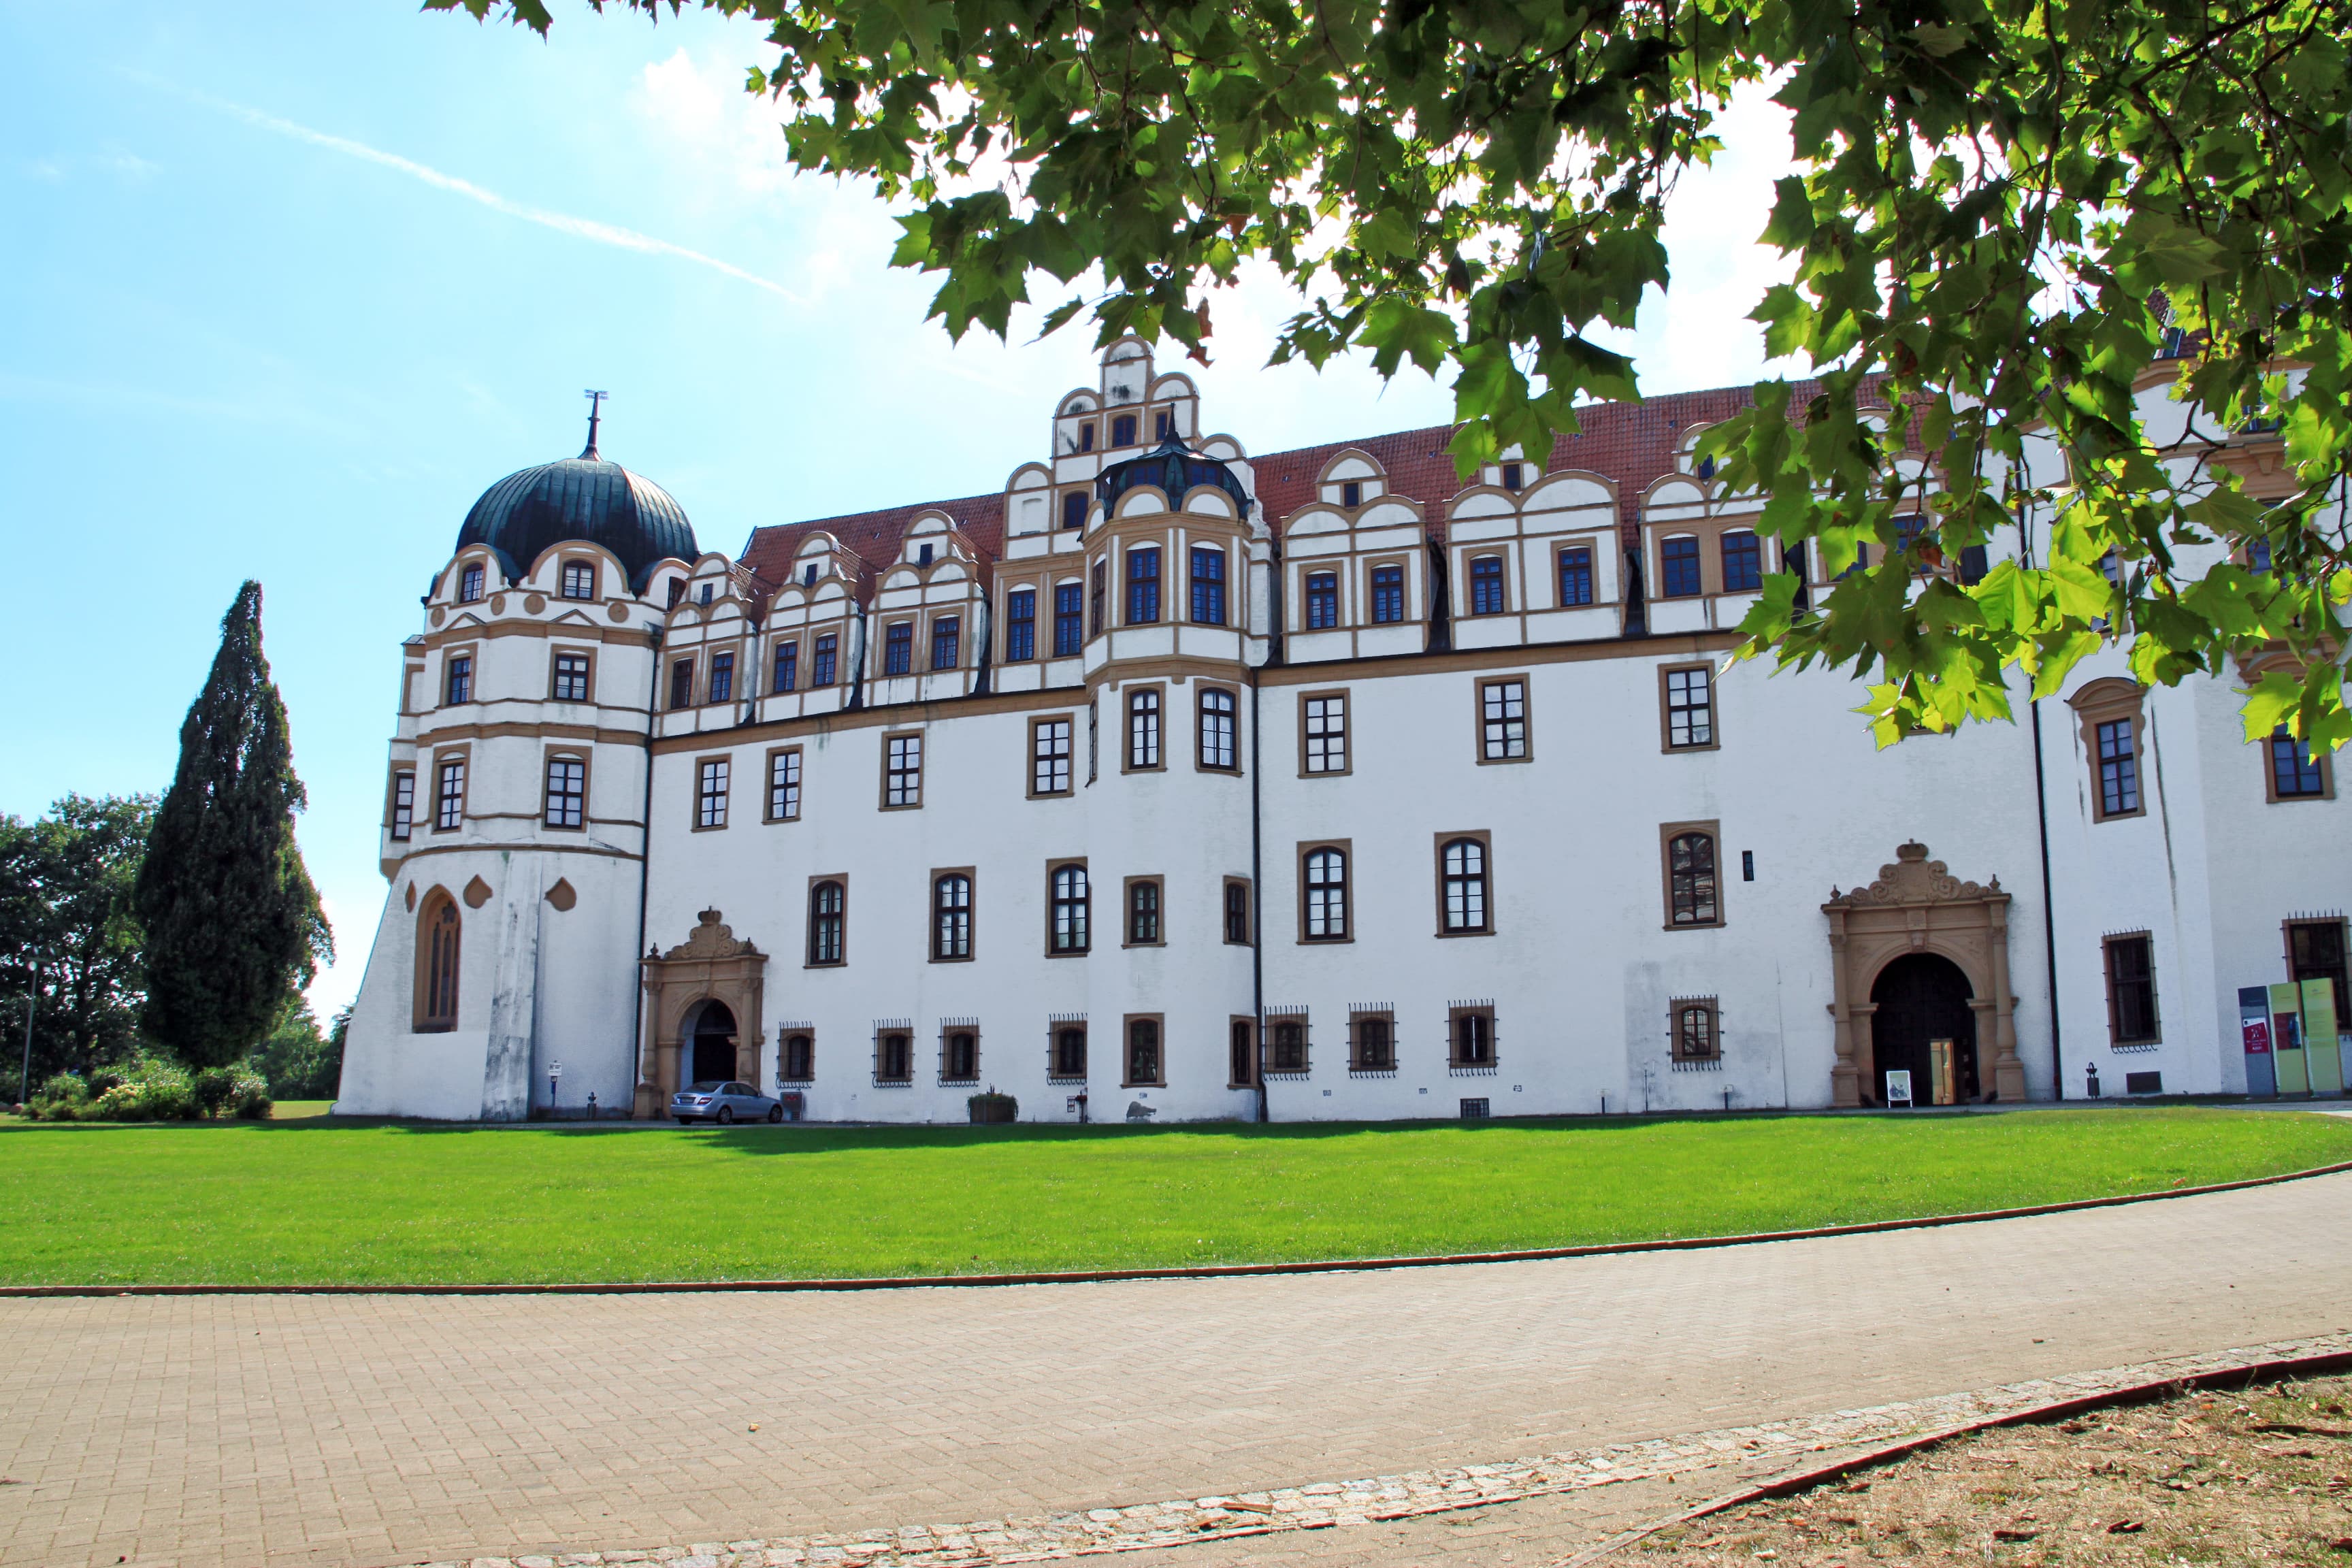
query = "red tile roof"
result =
(735, 379, 1846, 601)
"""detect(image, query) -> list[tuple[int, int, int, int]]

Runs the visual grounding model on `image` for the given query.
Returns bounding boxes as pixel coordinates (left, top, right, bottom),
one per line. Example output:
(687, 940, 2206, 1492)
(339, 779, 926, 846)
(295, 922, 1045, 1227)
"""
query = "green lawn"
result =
(2, 1107, 2347, 1288)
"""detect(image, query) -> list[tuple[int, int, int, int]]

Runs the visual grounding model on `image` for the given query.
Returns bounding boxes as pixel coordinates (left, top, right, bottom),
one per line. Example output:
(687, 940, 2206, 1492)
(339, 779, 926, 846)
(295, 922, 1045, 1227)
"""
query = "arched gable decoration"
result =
(1823, 843, 2026, 1106)
(635, 909, 766, 1117)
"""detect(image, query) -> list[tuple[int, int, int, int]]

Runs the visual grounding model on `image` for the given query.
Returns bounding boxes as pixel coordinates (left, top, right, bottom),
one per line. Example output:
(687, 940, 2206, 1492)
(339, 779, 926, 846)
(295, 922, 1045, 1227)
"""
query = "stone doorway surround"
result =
(1824, 843, 2027, 1107)
(634, 909, 766, 1118)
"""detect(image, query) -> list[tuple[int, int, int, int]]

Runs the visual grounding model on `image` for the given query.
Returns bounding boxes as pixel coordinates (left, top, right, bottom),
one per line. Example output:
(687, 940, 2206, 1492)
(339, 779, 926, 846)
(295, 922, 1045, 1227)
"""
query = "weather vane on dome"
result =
(582, 389, 609, 460)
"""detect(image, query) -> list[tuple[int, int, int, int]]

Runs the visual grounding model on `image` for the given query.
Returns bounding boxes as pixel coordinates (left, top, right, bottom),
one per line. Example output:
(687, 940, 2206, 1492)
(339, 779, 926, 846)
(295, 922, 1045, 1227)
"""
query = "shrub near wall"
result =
(24, 1059, 270, 1122)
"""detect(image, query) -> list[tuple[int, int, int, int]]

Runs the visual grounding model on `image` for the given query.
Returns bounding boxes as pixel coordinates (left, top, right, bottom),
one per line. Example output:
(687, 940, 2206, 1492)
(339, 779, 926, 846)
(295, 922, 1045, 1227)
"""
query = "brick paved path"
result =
(3, 1173, 2348, 1568)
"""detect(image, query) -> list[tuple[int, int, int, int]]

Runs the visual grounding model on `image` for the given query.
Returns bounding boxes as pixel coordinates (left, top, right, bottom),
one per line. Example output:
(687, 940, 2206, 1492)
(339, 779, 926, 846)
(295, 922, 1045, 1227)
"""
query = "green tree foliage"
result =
(1, 794, 155, 1094)
(244, 998, 345, 1101)
(440, 0, 2351, 747)
(135, 583, 333, 1071)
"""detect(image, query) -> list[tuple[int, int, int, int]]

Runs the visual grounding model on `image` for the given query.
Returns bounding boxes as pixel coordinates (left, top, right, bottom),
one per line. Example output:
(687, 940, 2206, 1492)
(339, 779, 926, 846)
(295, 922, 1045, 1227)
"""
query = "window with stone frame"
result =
(1350, 1010, 1396, 1071)
(1720, 530, 1763, 592)
(1126, 546, 1162, 625)
(930, 617, 961, 670)
(459, 563, 485, 602)
(1478, 678, 1529, 761)
(1054, 582, 1084, 655)
(1449, 1005, 1497, 1068)
(389, 770, 415, 841)
(1672, 999, 1720, 1062)
(932, 872, 973, 960)
(883, 621, 915, 676)
(1267, 1013, 1309, 1074)
(2269, 727, 2330, 800)
(1050, 1022, 1088, 1080)
(552, 651, 592, 702)
(1198, 687, 1238, 770)
(1438, 836, 1490, 934)
(696, 758, 730, 829)
(1030, 717, 1074, 796)
(1124, 1015, 1163, 1085)
(561, 560, 596, 600)
(1469, 555, 1507, 615)
(1049, 863, 1091, 953)
(875, 1027, 914, 1083)
(1004, 591, 1036, 662)
(1370, 564, 1407, 623)
(2104, 934, 2159, 1045)
(780, 1030, 815, 1081)
(807, 880, 846, 966)
(445, 653, 474, 706)
(1190, 545, 1227, 625)
(1665, 826, 1720, 927)
(1302, 692, 1348, 774)
(1125, 877, 1163, 945)
(1127, 687, 1163, 770)
(544, 754, 585, 829)
(706, 651, 735, 704)
(1301, 845, 1350, 941)
(1661, 535, 1702, 598)
(883, 732, 923, 808)
(668, 657, 695, 710)
(1305, 570, 1341, 629)
(2069, 679, 2148, 821)
(1224, 878, 1252, 945)
(1230, 1018, 1257, 1085)
(1663, 664, 1716, 749)
(772, 638, 800, 694)
(1557, 546, 1595, 606)
(766, 747, 802, 822)
(813, 633, 838, 687)
(433, 755, 466, 832)
(941, 1026, 980, 1083)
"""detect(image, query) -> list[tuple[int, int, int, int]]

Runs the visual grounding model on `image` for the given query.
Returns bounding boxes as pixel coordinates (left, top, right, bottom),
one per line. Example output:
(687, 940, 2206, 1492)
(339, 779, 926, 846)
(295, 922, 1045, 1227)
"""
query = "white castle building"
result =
(336, 340, 2349, 1122)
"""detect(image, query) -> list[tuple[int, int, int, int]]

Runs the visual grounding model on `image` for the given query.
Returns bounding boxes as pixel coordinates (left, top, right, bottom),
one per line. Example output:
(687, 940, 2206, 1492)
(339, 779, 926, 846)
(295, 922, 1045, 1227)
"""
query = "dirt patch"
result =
(1635, 1373, 2352, 1565)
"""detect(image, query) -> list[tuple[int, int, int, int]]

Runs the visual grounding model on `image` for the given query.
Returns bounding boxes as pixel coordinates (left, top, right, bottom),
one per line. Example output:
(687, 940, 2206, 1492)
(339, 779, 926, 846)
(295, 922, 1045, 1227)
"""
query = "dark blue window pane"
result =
(1306, 572, 1339, 629)
(1054, 583, 1083, 655)
(772, 642, 798, 693)
(1662, 537, 1702, 598)
(1126, 548, 1161, 624)
(1371, 565, 1405, 623)
(930, 617, 960, 670)
(1469, 556, 1505, 615)
(2272, 729, 2326, 797)
(884, 623, 913, 676)
(1721, 532, 1761, 592)
(813, 636, 837, 687)
(1190, 546, 1226, 625)
(1006, 590, 1036, 662)
(1062, 491, 1088, 531)
(1558, 548, 1593, 606)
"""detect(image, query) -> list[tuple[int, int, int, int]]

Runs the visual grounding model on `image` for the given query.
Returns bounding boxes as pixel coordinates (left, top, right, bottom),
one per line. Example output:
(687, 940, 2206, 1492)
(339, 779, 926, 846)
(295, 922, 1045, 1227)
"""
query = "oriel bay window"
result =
(1124, 1016, 1163, 1086)
(1305, 570, 1340, 629)
(433, 755, 466, 832)
(552, 651, 592, 702)
(1301, 844, 1350, 941)
(1198, 687, 1238, 771)
(1049, 862, 1091, 953)
(389, 770, 415, 841)
(696, 758, 730, 829)
(932, 872, 973, 960)
(1371, 564, 1407, 623)
(544, 754, 585, 829)
(1190, 546, 1226, 625)
(1127, 687, 1163, 770)
(883, 732, 922, 808)
(806, 879, 847, 966)
(1303, 693, 1348, 775)
(1126, 546, 1162, 624)
(1004, 589, 1036, 662)
(1030, 716, 1074, 796)
(1438, 835, 1491, 934)
(1663, 823, 1722, 928)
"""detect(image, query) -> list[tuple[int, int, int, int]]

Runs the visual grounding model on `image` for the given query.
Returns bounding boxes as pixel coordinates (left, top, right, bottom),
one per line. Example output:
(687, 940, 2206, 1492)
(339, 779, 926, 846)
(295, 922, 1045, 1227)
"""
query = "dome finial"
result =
(582, 388, 608, 460)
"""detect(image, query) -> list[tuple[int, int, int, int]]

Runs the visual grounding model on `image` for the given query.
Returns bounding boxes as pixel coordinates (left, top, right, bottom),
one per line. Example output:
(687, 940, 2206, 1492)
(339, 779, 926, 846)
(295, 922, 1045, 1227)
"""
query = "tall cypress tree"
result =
(136, 582, 333, 1068)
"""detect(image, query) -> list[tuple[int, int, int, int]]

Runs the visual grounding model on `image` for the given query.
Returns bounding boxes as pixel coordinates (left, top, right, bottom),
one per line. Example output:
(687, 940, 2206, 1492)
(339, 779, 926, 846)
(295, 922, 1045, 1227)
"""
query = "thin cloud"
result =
(199, 91, 805, 304)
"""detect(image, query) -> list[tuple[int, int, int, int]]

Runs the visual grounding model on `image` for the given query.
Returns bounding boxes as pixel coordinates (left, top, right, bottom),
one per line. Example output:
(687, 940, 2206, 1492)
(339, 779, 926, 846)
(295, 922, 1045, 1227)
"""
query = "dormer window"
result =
(1111, 413, 1137, 448)
(1341, 480, 1361, 508)
(1500, 463, 1524, 491)
(1062, 492, 1088, 531)
(561, 561, 595, 600)
(918, 542, 934, 566)
(1078, 423, 1096, 453)
(459, 564, 485, 603)
(1154, 410, 1173, 440)
(666, 578, 685, 608)
(698, 583, 713, 605)
(802, 562, 819, 587)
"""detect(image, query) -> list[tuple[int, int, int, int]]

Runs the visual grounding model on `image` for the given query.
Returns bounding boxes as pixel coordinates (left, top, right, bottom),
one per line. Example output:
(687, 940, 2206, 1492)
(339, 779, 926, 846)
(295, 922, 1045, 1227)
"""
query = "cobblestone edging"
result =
(414, 1331, 2352, 1568)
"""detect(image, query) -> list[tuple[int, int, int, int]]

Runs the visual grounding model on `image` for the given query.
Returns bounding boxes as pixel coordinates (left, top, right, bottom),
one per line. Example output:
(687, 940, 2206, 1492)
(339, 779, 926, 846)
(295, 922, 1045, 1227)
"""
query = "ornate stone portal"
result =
(1824, 843, 2027, 1107)
(634, 909, 765, 1117)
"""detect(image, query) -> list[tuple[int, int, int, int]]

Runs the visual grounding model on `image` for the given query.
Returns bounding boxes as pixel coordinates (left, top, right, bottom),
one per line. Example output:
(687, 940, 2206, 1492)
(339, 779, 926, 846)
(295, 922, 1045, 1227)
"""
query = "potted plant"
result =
(967, 1087, 1017, 1124)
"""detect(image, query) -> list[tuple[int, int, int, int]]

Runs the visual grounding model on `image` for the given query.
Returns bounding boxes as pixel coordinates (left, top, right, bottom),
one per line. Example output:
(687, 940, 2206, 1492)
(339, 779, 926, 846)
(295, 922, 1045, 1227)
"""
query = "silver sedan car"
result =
(670, 1081, 783, 1125)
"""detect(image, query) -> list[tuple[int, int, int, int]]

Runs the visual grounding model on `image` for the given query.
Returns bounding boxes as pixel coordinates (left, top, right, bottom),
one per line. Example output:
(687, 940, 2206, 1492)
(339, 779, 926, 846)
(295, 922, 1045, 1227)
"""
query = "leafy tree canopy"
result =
(135, 582, 332, 1071)
(1, 794, 155, 1094)
(439, 0, 2351, 747)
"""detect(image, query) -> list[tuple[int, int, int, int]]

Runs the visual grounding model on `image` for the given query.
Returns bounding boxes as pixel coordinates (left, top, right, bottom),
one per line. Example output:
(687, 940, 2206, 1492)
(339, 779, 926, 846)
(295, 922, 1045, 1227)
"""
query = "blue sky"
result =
(0, 1, 1797, 1017)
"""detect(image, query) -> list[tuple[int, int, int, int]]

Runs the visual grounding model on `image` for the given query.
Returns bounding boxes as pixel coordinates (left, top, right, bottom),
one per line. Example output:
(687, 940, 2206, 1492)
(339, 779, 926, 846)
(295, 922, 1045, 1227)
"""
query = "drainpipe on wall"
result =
(627, 621, 662, 1117)
(1251, 508, 1278, 1124)
(2032, 693, 2063, 1100)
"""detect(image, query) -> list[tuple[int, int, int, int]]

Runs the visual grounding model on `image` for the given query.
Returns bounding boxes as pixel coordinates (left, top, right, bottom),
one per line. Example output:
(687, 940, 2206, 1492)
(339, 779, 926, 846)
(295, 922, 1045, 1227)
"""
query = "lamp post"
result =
(16, 949, 39, 1110)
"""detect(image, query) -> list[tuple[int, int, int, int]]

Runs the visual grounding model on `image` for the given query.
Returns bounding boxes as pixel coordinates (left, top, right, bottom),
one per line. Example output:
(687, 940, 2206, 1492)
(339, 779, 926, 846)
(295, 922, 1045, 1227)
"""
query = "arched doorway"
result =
(1869, 953, 1978, 1105)
(691, 1002, 738, 1084)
